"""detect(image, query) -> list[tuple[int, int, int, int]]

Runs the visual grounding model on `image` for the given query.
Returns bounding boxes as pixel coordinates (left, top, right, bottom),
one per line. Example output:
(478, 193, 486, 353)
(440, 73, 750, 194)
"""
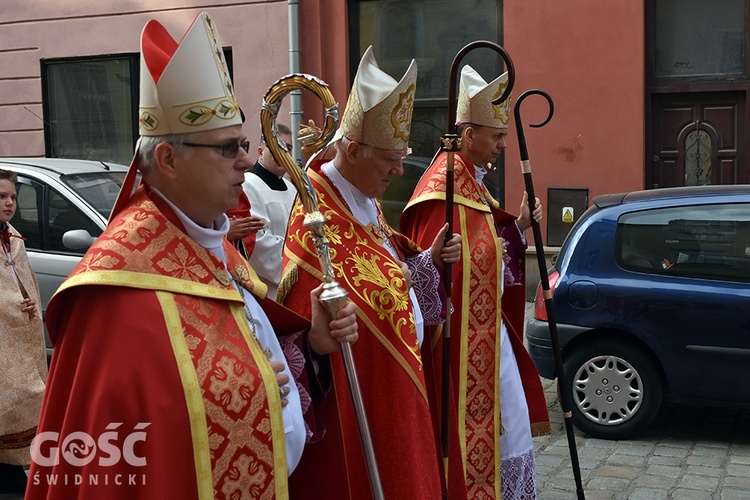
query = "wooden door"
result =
(649, 92, 747, 188)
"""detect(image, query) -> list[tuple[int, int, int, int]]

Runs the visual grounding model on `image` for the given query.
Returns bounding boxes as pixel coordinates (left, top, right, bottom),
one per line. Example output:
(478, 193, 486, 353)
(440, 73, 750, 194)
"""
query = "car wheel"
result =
(562, 339, 664, 439)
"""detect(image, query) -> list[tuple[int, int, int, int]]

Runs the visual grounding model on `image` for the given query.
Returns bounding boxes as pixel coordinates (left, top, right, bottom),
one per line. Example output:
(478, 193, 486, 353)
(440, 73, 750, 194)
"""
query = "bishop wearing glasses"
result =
(26, 12, 358, 499)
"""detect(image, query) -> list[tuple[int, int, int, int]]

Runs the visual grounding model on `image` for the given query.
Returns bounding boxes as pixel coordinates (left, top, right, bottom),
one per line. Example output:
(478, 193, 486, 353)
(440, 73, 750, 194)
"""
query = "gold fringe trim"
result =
(276, 262, 298, 304)
(498, 422, 506, 436)
(531, 421, 554, 437)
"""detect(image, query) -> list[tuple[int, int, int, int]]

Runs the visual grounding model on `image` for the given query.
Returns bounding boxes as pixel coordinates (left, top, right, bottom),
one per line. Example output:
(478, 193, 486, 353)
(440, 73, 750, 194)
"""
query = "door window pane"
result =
(44, 57, 136, 165)
(655, 0, 744, 77)
(47, 189, 100, 253)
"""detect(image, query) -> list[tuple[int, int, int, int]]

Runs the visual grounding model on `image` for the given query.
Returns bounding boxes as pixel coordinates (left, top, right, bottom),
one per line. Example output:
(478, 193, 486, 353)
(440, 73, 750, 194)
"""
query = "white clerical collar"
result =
(150, 186, 230, 257)
(321, 161, 378, 226)
(474, 163, 488, 185)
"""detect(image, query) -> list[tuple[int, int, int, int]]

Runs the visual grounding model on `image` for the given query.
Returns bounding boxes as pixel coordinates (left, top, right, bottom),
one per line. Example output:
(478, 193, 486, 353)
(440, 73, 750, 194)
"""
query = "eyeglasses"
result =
(183, 140, 250, 159)
(357, 142, 410, 163)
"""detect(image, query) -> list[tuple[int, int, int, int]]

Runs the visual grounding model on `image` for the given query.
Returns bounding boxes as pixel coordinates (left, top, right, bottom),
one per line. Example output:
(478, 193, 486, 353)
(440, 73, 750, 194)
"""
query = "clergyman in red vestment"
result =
(25, 12, 357, 499)
(279, 46, 461, 499)
(401, 65, 552, 499)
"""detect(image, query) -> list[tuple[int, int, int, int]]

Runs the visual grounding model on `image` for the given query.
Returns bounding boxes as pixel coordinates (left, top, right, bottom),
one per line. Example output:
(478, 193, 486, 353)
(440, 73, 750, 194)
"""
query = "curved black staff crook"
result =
(514, 89, 585, 500)
(440, 40, 514, 493)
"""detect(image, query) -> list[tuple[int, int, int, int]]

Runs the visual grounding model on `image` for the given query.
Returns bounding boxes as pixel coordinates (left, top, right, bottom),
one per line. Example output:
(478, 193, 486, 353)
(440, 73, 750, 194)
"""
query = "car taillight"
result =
(533, 270, 560, 321)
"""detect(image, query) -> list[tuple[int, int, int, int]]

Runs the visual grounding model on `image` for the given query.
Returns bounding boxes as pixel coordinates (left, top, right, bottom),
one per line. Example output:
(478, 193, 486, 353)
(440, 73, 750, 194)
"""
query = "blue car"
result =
(526, 185, 750, 439)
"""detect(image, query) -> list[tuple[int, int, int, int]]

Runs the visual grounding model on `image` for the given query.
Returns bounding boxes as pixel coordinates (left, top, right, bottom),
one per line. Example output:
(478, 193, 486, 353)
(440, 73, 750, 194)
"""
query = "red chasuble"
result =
(26, 186, 309, 499)
(400, 151, 552, 499)
(279, 161, 443, 499)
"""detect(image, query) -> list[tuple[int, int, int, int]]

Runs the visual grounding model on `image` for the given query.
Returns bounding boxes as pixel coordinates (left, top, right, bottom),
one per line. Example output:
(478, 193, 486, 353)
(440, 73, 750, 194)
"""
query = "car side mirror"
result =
(62, 229, 96, 251)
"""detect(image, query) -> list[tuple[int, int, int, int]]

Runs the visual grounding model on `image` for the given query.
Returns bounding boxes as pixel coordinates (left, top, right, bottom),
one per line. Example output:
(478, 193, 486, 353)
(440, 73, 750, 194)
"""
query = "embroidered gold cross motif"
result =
(213, 268, 232, 286)
(232, 264, 250, 283)
(376, 213, 394, 239)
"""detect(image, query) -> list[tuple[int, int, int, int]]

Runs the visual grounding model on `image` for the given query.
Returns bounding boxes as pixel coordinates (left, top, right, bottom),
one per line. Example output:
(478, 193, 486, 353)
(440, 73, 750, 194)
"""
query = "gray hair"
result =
(138, 133, 201, 174)
(334, 136, 374, 160)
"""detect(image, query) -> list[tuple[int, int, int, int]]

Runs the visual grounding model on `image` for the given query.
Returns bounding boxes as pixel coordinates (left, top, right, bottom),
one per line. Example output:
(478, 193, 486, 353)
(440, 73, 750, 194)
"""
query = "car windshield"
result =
(60, 171, 131, 218)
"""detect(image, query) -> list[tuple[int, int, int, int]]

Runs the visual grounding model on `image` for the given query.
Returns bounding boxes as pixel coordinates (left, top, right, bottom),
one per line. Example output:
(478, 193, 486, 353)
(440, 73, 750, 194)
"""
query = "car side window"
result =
(617, 203, 750, 283)
(47, 190, 102, 253)
(11, 178, 43, 250)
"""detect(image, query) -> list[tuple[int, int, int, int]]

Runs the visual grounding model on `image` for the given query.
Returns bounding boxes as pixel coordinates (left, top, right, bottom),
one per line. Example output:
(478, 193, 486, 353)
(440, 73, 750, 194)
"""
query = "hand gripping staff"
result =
(441, 41, 514, 493)
(260, 74, 384, 500)
(514, 89, 585, 500)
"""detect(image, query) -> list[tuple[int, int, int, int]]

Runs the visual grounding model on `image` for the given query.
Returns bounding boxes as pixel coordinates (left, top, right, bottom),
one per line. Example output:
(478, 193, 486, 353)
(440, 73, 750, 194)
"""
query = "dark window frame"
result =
(40, 53, 140, 162)
(39, 49, 235, 163)
(646, 0, 750, 91)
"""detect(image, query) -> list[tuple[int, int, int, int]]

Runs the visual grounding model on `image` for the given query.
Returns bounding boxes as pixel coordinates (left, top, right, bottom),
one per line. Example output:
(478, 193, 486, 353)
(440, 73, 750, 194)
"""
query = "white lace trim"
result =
(501, 445, 537, 500)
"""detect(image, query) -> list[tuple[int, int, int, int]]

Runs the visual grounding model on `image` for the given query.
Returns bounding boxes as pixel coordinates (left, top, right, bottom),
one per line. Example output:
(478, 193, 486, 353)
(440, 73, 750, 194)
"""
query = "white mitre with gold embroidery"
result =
(111, 12, 242, 220)
(138, 12, 241, 136)
(337, 46, 417, 151)
(456, 65, 510, 129)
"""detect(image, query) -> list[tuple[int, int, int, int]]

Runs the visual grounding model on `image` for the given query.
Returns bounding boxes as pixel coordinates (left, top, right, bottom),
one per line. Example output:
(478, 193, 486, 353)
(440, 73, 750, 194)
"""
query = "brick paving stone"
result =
(627, 488, 669, 500)
(535, 453, 567, 468)
(723, 475, 750, 490)
(604, 455, 646, 467)
(670, 489, 714, 499)
(648, 455, 683, 467)
(685, 464, 724, 477)
(634, 473, 678, 489)
(652, 446, 690, 459)
(677, 474, 720, 491)
(594, 464, 640, 480)
(613, 443, 656, 456)
(577, 457, 606, 470)
(577, 446, 612, 461)
(585, 476, 632, 491)
(722, 488, 750, 500)
(643, 464, 681, 478)
(538, 488, 578, 500)
(690, 445, 730, 458)
(583, 438, 618, 449)
(543, 444, 575, 457)
(726, 464, 750, 476)
(574, 490, 615, 500)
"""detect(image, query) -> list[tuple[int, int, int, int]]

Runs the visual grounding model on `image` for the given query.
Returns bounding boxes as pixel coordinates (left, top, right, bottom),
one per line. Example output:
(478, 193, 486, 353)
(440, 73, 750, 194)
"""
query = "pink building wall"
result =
(299, 1, 648, 246)
(1, 0, 648, 222)
(504, 0, 646, 227)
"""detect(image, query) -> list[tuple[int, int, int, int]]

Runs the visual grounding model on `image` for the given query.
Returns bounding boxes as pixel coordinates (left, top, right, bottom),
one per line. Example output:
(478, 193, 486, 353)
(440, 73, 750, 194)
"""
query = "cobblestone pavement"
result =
(524, 301, 750, 499)
(533, 377, 750, 499)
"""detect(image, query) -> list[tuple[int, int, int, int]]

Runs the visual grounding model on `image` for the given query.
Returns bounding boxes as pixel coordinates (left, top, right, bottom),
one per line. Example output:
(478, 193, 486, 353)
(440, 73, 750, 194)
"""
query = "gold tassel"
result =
(531, 421, 554, 437)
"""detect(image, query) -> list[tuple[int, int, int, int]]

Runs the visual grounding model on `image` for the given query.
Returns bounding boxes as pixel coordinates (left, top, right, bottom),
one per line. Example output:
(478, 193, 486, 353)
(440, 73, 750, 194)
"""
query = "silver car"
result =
(2, 158, 131, 356)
